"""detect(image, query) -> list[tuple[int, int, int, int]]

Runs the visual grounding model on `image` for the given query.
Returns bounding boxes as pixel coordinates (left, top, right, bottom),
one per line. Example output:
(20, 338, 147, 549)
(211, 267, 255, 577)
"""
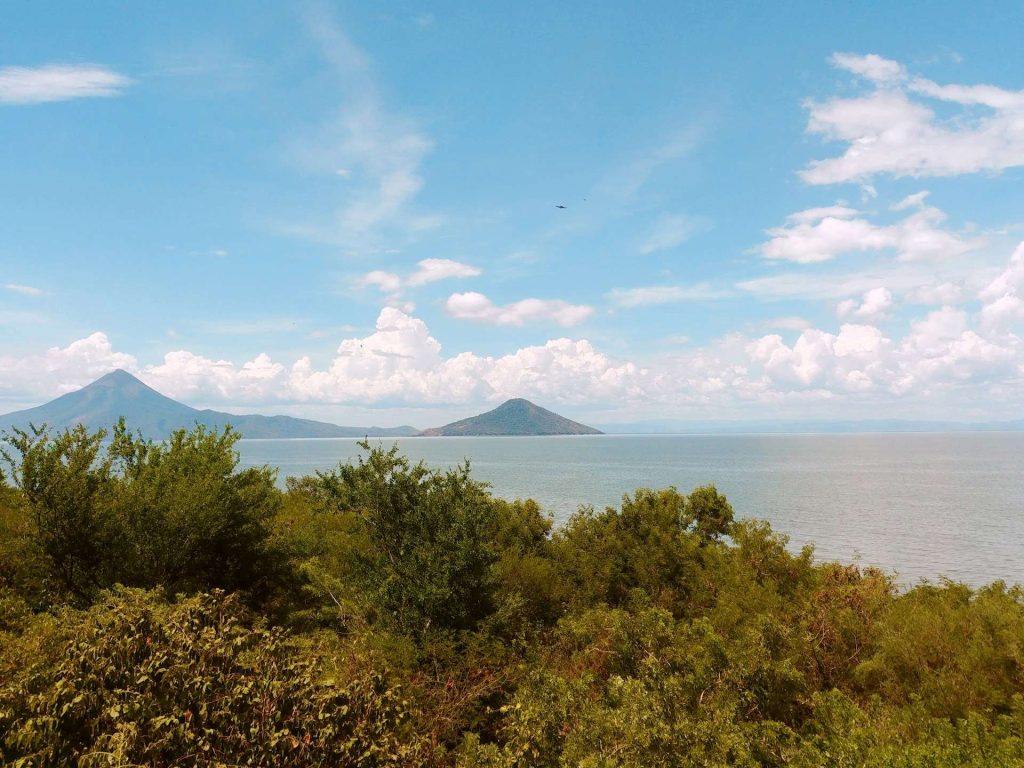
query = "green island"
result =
(2, 421, 1023, 767)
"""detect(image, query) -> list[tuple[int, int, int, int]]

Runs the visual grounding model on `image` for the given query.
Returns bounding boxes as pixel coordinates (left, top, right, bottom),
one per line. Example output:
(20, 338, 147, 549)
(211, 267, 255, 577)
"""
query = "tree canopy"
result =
(2, 422, 1024, 767)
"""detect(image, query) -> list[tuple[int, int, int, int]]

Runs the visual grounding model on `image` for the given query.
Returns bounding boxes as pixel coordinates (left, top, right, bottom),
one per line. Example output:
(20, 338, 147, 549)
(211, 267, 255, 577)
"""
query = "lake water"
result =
(236, 433, 1024, 588)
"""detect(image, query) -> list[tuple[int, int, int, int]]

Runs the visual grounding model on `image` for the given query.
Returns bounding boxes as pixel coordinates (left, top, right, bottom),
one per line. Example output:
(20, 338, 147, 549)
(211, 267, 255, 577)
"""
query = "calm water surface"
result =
(237, 433, 1024, 587)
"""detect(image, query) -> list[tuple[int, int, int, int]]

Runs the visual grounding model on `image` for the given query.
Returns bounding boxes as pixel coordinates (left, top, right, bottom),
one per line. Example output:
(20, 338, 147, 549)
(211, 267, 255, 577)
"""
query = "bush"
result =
(0, 589, 424, 767)
(3, 434, 1024, 766)
(311, 442, 503, 638)
(1, 420, 284, 604)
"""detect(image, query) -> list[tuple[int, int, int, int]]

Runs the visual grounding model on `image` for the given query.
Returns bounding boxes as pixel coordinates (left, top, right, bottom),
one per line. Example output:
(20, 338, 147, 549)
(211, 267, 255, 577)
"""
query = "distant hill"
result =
(0, 370, 418, 440)
(419, 398, 602, 436)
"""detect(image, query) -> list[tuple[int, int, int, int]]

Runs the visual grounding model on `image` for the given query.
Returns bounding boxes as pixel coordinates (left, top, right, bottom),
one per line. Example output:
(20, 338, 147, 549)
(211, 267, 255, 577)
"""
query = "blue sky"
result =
(3, 1, 1024, 426)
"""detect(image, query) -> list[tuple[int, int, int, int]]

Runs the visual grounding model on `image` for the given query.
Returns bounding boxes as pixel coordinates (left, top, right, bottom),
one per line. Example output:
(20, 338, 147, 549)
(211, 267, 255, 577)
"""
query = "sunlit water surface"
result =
(237, 433, 1024, 587)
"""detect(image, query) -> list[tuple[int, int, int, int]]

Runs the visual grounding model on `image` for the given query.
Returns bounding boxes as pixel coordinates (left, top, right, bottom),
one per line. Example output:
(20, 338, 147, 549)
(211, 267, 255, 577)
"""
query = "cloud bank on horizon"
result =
(2, 4, 1024, 425)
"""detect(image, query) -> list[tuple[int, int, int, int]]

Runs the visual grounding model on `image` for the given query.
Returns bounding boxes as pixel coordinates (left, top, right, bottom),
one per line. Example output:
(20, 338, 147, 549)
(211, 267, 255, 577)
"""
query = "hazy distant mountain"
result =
(0, 370, 418, 439)
(419, 398, 602, 436)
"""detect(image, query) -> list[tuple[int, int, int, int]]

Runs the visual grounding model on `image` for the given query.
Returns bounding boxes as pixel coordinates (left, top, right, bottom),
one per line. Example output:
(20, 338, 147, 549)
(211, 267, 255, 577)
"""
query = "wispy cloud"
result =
(607, 283, 730, 308)
(290, 4, 435, 250)
(761, 316, 812, 332)
(640, 214, 700, 254)
(602, 125, 706, 201)
(737, 255, 1003, 303)
(4, 283, 44, 297)
(0, 64, 132, 104)
(205, 318, 306, 336)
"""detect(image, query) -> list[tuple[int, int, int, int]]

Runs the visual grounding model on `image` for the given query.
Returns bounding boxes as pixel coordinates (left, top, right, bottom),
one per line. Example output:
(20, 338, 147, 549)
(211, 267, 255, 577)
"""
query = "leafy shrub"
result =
(311, 443, 502, 637)
(0, 589, 424, 767)
(3, 435, 1024, 766)
(1, 420, 284, 604)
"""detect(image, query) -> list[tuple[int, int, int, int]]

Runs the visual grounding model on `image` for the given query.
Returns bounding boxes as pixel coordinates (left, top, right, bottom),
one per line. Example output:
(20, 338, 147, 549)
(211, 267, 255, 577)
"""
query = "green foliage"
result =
(0, 483, 59, 609)
(0, 589, 423, 767)
(855, 580, 1024, 718)
(1, 420, 284, 604)
(311, 442, 502, 637)
(551, 485, 736, 615)
(3, 433, 1024, 766)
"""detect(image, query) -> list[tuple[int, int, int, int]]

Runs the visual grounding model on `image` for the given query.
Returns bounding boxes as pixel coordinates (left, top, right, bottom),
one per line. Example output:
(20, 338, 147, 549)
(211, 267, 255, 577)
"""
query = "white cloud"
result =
(0, 332, 137, 399)
(601, 126, 706, 201)
(406, 258, 481, 286)
(446, 292, 593, 327)
(837, 287, 893, 322)
(760, 201, 983, 263)
(357, 270, 403, 295)
(738, 256, 1000, 304)
(8, 245, 1024, 419)
(904, 281, 965, 306)
(896, 307, 1018, 390)
(640, 214, 698, 254)
(142, 351, 285, 402)
(786, 206, 860, 224)
(607, 283, 730, 308)
(830, 52, 906, 84)
(357, 258, 481, 307)
(979, 242, 1024, 330)
(891, 191, 930, 211)
(290, 6, 435, 248)
(748, 324, 892, 391)
(802, 53, 1024, 184)
(762, 316, 812, 331)
(0, 64, 132, 104)
(286, 308, 638, 406)
(4, 283, 44, 297)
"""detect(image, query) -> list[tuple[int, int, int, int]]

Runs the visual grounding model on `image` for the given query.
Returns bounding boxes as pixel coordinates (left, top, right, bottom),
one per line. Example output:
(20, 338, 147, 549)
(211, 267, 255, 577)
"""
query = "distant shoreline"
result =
(237, 428, 1024, 441)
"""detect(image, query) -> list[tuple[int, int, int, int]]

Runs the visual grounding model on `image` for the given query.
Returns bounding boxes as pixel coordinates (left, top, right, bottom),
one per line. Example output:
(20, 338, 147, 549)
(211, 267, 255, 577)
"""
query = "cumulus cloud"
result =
(897, 307, 1018, 390)
(356, 258, 481, 307)
(760, 201, 983, 263)
(8, 245, 1024, 417)
(979, 242, 1024, 331)
(607, 283, 730, 308)
(406, 258, 481, 287)
(802, 53, 1024, 184)
(748, 324, 892, 391)
(830, 52, 906, 85)
(445, 292, 593, 327)
(0, 64, 133, 104)
(142, 351, 285, 402)
(287, 308, 636, 405)
(0, 332, 137, 399)
(837, 287, 893, 322)
(904, 281, 966, 306)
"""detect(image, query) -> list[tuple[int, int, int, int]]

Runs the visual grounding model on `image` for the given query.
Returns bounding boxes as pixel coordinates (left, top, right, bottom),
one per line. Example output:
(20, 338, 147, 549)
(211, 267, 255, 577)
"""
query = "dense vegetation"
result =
(2, 421, 1023, 767)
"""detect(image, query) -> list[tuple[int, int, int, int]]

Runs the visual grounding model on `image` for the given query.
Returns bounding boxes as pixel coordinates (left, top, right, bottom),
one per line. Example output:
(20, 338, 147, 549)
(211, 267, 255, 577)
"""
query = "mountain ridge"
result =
(0, 370, 417, 439)
(419, 398, 602, 436)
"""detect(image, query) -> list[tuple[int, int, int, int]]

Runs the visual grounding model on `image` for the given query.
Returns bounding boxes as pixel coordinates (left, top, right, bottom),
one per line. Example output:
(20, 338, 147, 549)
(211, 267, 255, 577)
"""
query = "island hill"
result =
(420, 398, 601, 436)
(0, 370, 601, 439)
